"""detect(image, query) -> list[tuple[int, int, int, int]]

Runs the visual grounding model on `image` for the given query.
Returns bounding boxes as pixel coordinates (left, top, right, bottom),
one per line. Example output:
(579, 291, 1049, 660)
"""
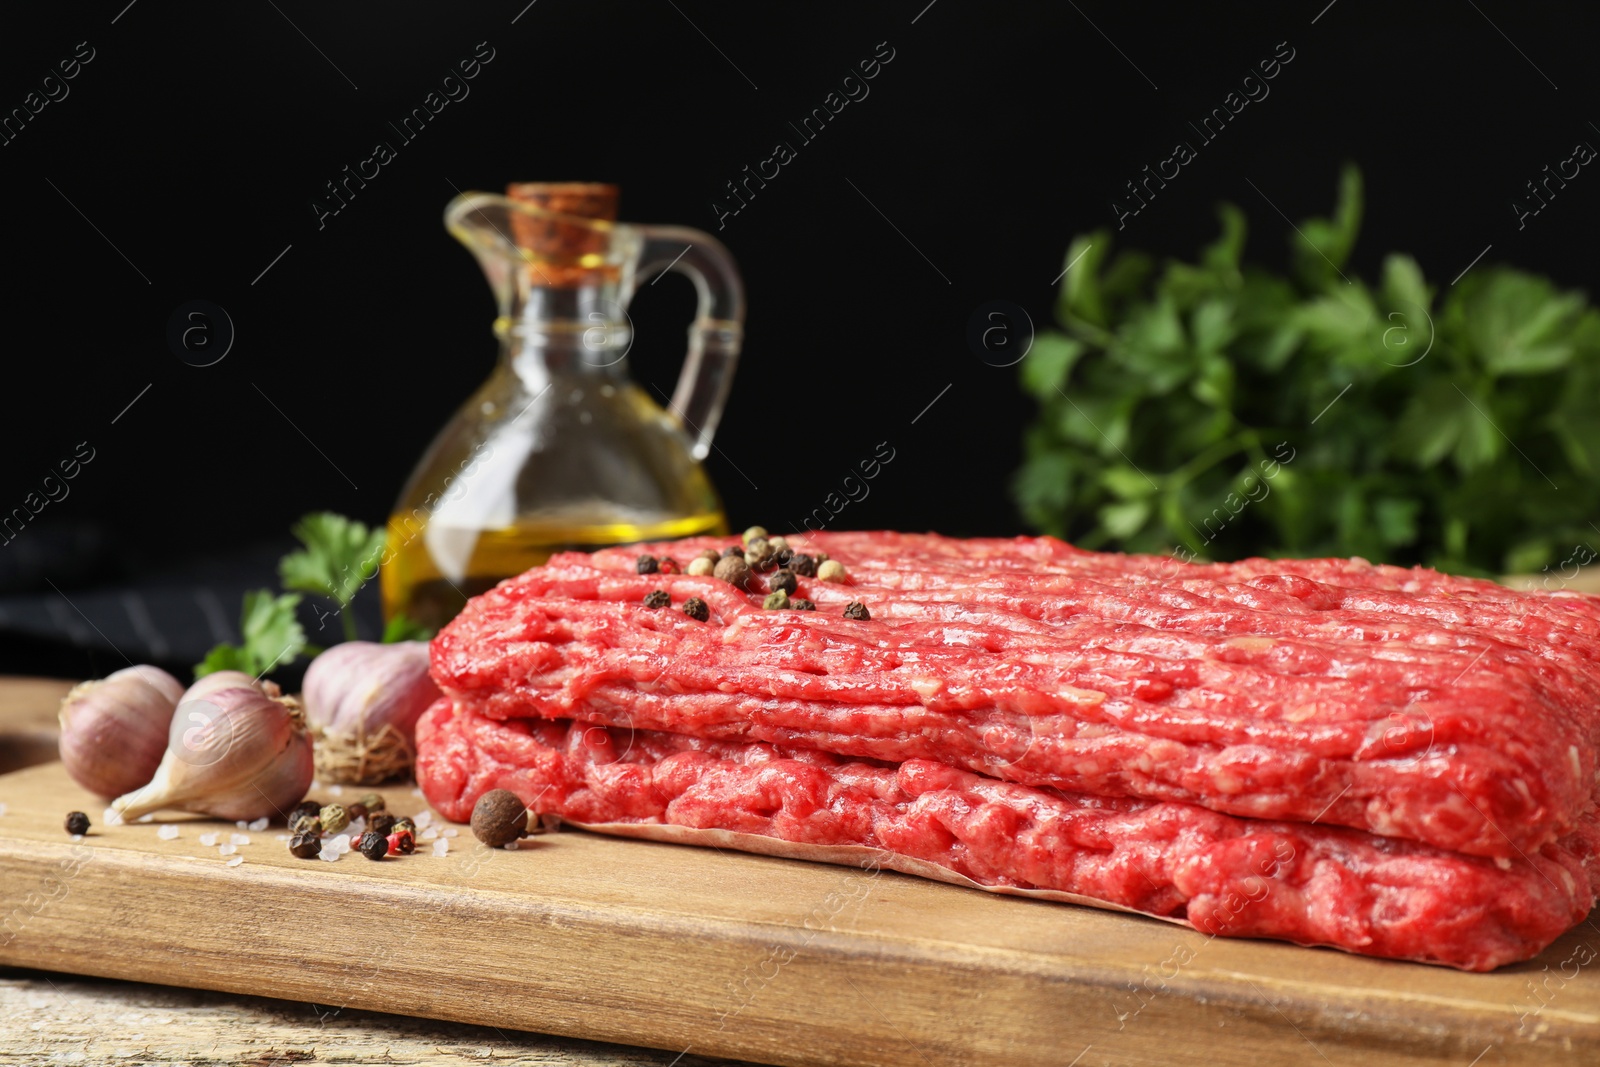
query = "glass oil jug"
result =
(381, 183, 744, 630)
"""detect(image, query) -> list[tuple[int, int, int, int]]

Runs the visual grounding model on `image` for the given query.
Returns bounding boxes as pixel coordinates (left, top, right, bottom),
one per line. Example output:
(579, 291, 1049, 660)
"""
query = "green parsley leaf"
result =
(195, 590, 305, 680)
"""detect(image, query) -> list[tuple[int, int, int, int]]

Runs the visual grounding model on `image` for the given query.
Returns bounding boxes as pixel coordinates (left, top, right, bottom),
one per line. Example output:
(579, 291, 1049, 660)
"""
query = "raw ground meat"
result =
(415, 699, 1600, 971)
(430, 532, 1600, 859)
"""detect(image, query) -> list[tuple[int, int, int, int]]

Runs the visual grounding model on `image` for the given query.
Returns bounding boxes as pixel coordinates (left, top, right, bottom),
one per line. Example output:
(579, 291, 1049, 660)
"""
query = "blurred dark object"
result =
(0, 520, 115, 595)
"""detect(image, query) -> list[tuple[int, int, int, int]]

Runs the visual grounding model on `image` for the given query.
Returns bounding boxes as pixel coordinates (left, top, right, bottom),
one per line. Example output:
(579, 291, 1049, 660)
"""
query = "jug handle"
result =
(630, 226, 745, 461)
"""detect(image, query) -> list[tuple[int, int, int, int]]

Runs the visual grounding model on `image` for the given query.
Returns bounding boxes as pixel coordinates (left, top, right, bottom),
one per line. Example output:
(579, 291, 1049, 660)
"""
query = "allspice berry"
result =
(471, 789, 530, 848)
(714, 555, 752, 589)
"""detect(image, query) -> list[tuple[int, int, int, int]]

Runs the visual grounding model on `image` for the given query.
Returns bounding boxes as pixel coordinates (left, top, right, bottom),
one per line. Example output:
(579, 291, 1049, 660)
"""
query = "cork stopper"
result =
(506, 182, 618, 287)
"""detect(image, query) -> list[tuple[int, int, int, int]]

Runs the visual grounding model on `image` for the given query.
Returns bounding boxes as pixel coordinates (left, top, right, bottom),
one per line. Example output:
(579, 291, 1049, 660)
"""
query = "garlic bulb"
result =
(184, 670, 281, 703)
(112, 685, 313, 822)
(302, 641, 441, 784)
(58, 665, 184, 797)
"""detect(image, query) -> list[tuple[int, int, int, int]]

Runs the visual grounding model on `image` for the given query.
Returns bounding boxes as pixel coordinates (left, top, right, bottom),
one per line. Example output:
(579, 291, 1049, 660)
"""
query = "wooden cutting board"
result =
(1, 680, 1597, 1067)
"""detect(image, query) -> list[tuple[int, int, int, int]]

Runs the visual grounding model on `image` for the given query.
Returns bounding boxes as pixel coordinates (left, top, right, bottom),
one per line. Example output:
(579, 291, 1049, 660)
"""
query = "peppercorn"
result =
(844, 601, 871, 621)
(791, 598, 816, 611)
(358, 830, 389, 861)
(714, 556, 752, 589)
(64, 811, 89, 836)
(815, 552, 830, 565)
(643, 589, 671, 609)
(763, 590, 791, 610)
(345, 802, 369, 821)
(289, 800, 321, 824)
(658, 557, 680, 575)
(288, 832, 323, 859)
(471, 789, 530, 848)
(636, 555, 659, 574)
(389, 829, 416, 855)
(768, 536, 790, 554)
(720, 545, 745, 559)
(790, 553, 818, 577)
(369, 812, 397, 837)
(746, 542, 778, 572)
(817, 559, 849, 583)
(359, 793, 386, 814)
(767, 570, 798, 595)
(290, 813, 322, 835)
(686, 556, 716, 577)
(742, 525, 768, 545)
(393, 816, 416, 835)
(696, 548, 721, 563)
(319, 804, 350, 835)
(682, 597, 710, 622)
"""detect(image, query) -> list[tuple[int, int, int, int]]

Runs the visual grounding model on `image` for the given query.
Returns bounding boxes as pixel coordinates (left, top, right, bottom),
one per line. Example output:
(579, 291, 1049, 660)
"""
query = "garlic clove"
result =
(112, 686, 312, 823)
(58, 665, 184, 798)
(303, 641, 441, 785)
(184, 670, 273, 704)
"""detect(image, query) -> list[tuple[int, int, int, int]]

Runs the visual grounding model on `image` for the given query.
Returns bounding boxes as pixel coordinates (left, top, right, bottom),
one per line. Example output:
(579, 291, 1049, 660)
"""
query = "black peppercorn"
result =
(345, 802, 369, 821)
(720, 545, 745, 559)
(643, 589, 671, 609)
(369, 813, 397, 837)
(290, 800, 321, 824)
(791, 598, 816, 611)
(64, 811, 89, 836)
(288, 832, 323, 859)
(767, 570, 798, 595)
(790, 554, 817, 577)
(358, 830, 389, 860)
(843, 601, 872, 621)
(682, 597, 710, 622)
(636, 555, 659, 574)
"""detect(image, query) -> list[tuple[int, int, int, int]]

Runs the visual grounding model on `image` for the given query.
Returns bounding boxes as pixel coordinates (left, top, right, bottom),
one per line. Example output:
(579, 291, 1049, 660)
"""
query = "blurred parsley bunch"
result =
(1014, 165, 1600, 576)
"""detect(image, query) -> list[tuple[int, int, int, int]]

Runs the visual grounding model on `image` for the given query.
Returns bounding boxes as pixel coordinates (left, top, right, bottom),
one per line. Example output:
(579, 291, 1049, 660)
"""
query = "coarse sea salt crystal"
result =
(442, 828, 458, 838)
(103, 807, 124, 827)
(420, 828, 438, 841)
(331, 833, 352, 854)
(431, 838, 449, 857)
(225, 855, 244, 867)
(229, 833, 250, 846)
(503, 841, 518, 851)
(71, 834, 85, 843)
(248, 816, 270, 832)
(275, 834, 290, 842)
(198, 832, 220, 847)
(328, 784, 344, 796)
(236, 820, 250, 830)
(413, 811, 433, 830)
(157, 825, 180, 841)
(218, 844, 237, 857)
(137, 813, 155, 824)
(319, 843, 341, 861)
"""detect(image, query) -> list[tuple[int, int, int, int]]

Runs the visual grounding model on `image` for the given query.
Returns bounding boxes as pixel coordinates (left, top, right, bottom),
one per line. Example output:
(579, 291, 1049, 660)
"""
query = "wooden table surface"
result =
(0, 677, 751, 1067)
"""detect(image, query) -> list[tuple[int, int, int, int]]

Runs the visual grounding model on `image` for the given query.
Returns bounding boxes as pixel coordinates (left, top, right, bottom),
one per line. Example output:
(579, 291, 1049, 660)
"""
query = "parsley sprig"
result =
(1016, 165, 1600, 576)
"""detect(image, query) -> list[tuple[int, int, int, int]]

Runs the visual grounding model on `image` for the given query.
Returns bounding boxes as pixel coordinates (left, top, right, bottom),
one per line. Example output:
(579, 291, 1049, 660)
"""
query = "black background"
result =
(3, 0, 1598, 678)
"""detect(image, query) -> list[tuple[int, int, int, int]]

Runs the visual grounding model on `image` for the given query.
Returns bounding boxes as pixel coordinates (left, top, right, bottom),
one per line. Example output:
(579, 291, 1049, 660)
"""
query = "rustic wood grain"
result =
(0, 676, 71, 775)
(0, 967, 741, 1066)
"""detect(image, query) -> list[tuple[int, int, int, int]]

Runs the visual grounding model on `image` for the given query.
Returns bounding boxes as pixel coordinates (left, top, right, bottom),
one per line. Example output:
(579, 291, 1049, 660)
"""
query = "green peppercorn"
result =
(289, 800, 321, 824)
(290, 813, 322, 835)
(288, 832, 323, 859)
(767, 570, 798, 595)
(64, 811, 89, 836)
(643, 589, 671, 609)
(790, 553, 817, 577)
(320, 804, 350, 835)
(636, 555, 659, 574)
(682, 597, 710, 622)
(791, 598, 816, 611)
(359, 793, 387, 813)
(714, 556, 753, 589)
(763, 590, 791, 610)
(742, 525, 768, 545)
(393, 816, 416, 835)
(843, 601, 871, 621)
(369, 813, 397, 837)
(720, 545, 745, 559)
(358, 830, 389, 861)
